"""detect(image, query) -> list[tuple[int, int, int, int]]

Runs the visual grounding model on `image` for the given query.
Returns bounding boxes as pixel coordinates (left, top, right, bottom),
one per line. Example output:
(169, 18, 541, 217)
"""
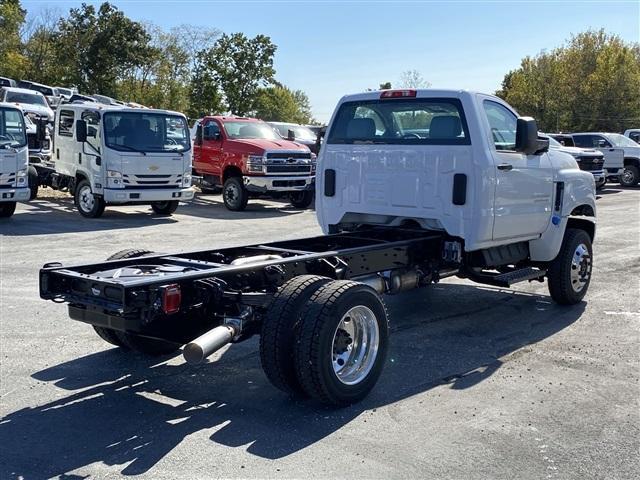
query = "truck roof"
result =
(1, 86, 47, 96)
(58, 101, 186, 117)
(338, 88, 479, 103)
(0, 101, 24, 111)
(203, 115, 263, 122)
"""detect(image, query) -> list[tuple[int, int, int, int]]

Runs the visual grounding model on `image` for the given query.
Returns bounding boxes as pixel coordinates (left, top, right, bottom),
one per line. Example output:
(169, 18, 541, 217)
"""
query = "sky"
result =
(22, 0, 640, 122)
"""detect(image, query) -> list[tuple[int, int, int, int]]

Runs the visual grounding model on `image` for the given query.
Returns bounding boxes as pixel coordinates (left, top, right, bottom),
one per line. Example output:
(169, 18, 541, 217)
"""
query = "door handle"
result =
(497, 163, 513, 171)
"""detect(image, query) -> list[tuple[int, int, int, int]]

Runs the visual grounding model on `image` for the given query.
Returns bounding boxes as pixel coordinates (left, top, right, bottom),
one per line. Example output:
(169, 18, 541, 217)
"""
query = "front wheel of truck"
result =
(223, 177, 248, 211)
(547, 228, 593, 305)
(620, 165, 639, 187)
(289, 190, 314, 209)
(28, 166, 39, 200)
(151, 200, 179, 215)
(0, 202, 17, 218)
(74, 179, 105, 218)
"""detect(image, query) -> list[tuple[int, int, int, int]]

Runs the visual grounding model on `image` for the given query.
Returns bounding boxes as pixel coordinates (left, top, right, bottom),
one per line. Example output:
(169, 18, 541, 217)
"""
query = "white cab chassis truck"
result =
(0, 103, 31, 217)
(39, 90, 596, 406)
(33, 102, 195, 217)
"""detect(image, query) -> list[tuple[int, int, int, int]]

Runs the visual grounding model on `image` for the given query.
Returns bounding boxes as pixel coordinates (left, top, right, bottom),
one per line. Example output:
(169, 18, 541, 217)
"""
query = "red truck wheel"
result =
(289, 191, 314, 209)
(223, 177, 249, 211)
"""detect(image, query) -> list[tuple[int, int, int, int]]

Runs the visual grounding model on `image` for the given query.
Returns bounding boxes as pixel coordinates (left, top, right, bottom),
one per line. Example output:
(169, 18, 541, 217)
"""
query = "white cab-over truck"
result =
(33, 102, 195, 217)
(0, 103, 31, 217)
(39, 90, 596, 406)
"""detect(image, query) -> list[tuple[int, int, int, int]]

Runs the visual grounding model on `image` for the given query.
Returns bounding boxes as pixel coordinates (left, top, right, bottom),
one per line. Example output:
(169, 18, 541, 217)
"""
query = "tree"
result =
(198, 33, 277, 115)
(54, 2, 157, 95)
(497, 30, 640, 132)
(379, 81, 392, 90)
(0, 0, 28, 79)
(253, 85, 313, 124)
(399, 70, 431, 89)
(187, 49, 225, 119)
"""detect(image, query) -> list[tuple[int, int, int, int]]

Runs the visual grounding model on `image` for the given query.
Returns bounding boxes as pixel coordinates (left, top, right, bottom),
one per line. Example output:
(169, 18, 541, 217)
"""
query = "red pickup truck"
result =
(192, 116, 316, 211)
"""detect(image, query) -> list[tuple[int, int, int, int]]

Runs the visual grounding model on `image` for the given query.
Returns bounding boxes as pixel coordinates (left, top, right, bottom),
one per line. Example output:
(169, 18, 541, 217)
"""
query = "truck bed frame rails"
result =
(39, 228, 451, 339)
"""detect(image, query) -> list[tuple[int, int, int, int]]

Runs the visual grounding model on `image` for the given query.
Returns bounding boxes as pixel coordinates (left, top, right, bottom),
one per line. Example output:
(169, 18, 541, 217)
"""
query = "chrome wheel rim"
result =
(331, 305, 380, 385)
(570, 243, 592, 293)
(621, 168, 634, 184)
(79, 185, 95, 212)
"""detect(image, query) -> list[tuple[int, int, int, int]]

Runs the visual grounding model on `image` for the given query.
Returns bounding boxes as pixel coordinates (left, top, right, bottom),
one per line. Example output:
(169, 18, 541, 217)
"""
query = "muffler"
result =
(183, 324, 239, 364)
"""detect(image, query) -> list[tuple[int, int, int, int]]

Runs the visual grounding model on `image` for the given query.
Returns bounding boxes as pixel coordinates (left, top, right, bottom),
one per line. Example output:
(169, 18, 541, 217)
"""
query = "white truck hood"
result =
(16, 103, 54, 121)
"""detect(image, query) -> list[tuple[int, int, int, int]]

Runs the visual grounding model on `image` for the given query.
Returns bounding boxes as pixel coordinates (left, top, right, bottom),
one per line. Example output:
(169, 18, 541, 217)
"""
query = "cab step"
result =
(470, 267, 547, 288)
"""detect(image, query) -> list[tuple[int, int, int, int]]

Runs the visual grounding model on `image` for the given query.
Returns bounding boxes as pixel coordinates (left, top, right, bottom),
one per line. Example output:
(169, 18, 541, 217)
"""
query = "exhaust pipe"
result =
(183, 324, 239, 364)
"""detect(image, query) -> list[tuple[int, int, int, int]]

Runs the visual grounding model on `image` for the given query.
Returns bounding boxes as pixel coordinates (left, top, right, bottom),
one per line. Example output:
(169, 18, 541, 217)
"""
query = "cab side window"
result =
(203, 121, 221, 140)
(59, 110, 75, 137)
(483, 100, 517, 151)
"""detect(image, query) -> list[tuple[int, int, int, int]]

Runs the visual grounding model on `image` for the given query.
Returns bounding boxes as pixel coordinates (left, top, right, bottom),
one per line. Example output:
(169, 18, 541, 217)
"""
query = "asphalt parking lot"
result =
(1, 187, 639, 480)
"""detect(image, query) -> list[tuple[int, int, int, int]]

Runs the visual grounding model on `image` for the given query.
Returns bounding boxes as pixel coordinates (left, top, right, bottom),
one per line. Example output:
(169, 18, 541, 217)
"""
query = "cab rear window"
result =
(327, 98, 470, 145)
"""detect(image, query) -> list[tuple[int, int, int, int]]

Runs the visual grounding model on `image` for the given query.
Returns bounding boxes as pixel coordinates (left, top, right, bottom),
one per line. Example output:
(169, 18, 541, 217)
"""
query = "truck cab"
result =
(192, 116, 315, 211)
(0, 103, 30, 217)
(317, 89, 595, 263)
(571, 132, 640, 187)
(36, 102, 194, 217)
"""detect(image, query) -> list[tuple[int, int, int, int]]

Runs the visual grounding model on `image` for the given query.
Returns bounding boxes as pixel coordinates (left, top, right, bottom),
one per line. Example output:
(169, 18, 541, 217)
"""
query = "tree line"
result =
(0, 0, 315, 123)
(496, 30, 640, 133)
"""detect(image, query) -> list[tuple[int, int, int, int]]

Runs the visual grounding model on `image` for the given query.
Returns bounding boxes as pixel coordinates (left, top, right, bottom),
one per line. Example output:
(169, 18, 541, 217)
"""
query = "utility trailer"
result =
(39, 89, 596, 405)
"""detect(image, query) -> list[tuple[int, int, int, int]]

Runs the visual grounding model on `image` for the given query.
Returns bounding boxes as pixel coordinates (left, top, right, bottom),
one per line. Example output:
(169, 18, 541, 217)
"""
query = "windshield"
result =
(545, 136, 561, 147)
(6, 91, 47, 107)
(104, 112, 190, 153)
(0, 108, 27, 148)
(608, 133, 639, 147)
(56, 88, 73, 97)
(327, 98, 470, 145)
(223, 121, 279, 140)
(273, 124, 316, 141)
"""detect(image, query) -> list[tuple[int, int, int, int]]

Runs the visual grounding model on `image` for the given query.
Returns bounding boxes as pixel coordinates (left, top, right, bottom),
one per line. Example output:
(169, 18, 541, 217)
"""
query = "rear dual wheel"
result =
(151, 200, 179, 215)
(260, 277, 389, 406)
(0, 202, 17, 218)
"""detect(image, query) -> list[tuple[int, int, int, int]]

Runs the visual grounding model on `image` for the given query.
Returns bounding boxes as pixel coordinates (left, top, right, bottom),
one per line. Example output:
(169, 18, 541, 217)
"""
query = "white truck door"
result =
(54, 108, 77, 177)
(81, 110, 104, 188)
(481, 99, 554, 241)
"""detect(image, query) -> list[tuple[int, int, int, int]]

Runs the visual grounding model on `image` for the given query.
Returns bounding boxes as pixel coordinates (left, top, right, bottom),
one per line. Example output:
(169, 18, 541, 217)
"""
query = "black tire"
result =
(547, 228, 593, 305)
(0, 202, 17, 218)
(92, 248, 178, 356)
(289, 190, 314, 209)
(28, 166, 39, 200)
(620, 165, 639, 187)
(294, 280, 389, 406)
(595, 178, 606, 191)
(260, 275, 331, 396)
(74, 179, 105, 218)
(93, 325, 128, 348)
(223, 176, 248, 211)
(151, 200, 179, 215)
(113, 331, 180, 356)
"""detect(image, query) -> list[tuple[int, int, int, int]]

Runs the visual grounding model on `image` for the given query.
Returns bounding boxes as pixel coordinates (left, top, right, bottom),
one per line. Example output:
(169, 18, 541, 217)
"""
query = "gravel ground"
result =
(0, 187, 638, 480)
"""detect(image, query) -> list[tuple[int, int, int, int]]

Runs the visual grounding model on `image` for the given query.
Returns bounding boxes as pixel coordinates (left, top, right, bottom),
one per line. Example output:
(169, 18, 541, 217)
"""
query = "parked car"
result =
(544, 134, 606, 190)
(54, 87, 75, 102)
(623, 129, 640, 144)
(572, 132, 640, 186)
(268, 122, 320, 154)
(0, 87, 54, 122)
(24, 114, 52, 165)
(0, 77, 16, 88)
(91, 94, 125, 106)
(192, 116, 315, 210)
(23, 81, 58, 108)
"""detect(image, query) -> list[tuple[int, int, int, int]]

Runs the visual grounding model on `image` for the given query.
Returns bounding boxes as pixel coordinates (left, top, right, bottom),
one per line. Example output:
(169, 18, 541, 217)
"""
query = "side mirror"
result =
(213, 132, 221, 141)
(195, 125, 203, 145)
(87, 126, 97, 138)
(287, 129, 295, 141)
(515, 117, 545, 155)
(76, 119, 87, 143)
